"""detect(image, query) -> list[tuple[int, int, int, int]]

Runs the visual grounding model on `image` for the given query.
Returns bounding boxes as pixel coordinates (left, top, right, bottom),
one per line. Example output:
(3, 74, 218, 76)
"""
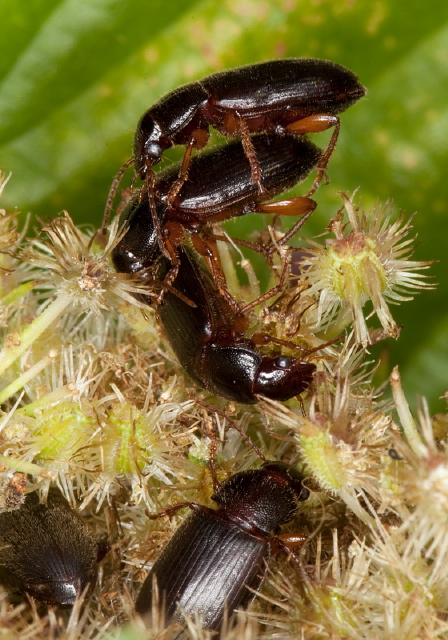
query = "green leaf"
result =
(1, 0, 447, 411)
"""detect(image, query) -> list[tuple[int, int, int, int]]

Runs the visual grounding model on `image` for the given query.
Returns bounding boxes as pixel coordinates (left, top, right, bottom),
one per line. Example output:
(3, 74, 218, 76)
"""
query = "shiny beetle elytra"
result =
(128, 58, 365, 254)
(136, 461, 309, 633)
(112, 131, 320, 312)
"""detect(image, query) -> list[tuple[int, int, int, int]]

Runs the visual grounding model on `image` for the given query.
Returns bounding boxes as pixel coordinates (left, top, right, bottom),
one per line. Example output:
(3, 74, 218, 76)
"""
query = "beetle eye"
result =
(145, 142, 163, 162)
(275, 356, 291, 369)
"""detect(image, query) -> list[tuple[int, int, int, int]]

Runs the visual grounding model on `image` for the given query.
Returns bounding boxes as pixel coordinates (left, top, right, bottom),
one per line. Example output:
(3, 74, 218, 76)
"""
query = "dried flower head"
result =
(388, 367, 448, 587)
(20, 213, 155, 315)
(0, 173, 20, 253)
(301, 192, 434, 346)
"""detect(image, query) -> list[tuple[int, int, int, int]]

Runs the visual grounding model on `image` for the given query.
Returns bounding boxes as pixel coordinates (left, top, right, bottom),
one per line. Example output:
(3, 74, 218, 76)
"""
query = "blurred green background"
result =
(1, 0, 447, 412)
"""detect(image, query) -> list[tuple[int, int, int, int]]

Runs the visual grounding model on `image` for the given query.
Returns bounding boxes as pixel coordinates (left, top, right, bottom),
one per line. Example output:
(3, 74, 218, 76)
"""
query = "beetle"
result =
(0, 490, 102, 605)
(112, 132, 321, 308)
(134, 58, 365, 193)
(130, 58, 365, 253)
(135, 461, 309, 632)
(152, 244, 317, 404)
(112, 133, 322, 404)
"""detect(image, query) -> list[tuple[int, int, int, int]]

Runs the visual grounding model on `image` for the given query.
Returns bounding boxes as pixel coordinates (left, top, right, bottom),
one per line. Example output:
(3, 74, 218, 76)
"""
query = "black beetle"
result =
(0, 490, 100, 605)
(135, 461, 309, 632)
(130, 58, 365, 255)
(154, 245, 317, 404)
(134, 57, 365, 190)
(112, 133, 320, 404)
(112, 131, 321, 279)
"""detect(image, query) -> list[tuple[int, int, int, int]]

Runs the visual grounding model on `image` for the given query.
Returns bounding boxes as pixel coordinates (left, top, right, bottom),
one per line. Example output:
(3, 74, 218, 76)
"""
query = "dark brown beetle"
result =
(113, 132, 321, 309)
(0, 490, 101, 605)
(154, 245, 317, 404)
(129, 58, 365, 254)
(112, 134, 320, 404)
(134, 58, 365, 193)
(135, 461, 309, 633)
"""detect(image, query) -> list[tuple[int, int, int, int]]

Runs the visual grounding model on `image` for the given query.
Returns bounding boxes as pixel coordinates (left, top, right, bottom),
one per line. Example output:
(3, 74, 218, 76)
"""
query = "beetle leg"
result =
(205, 197, 316, 267)
(258, 197, 317, 264)
(102, 157, 133, 233)
(190, 233, 242, 315)
(252, 332, 340, 357)
(287, 113, 339, 136)
(196, 408, 222, 492)
(269, 533, 307, 564)
(155, 265, 180, 306)
(257, 195, 316, 217)
(275, 533, 307, 548)
(203, 232, 271, 258)
(153, 229, 182, 305)
(287, 114, 340, 197)
(166, 138, 195, 204)
(239, 248, 292, 314)
(266, 198, 316, 252)
(237, 114, 266, 194)
(166, 128, 210, 204)
(307, 118, 340, 196)
(194, 399, 267, 463)
(270, 534, 308, 571)
(145, 503, 200, 520)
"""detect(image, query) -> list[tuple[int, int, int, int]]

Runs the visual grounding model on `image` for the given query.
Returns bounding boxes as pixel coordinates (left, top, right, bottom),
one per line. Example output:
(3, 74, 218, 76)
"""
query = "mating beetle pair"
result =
(129, 58, 365, 258)
(112, 57, 365, 405)
(112, 133, 319, 404)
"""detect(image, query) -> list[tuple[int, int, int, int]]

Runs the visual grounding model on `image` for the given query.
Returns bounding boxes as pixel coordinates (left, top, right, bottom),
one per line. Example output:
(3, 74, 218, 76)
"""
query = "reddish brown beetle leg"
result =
(238, 114, 266, 194)
(257, 195, 316, 217)
(146, 503, 200, 521)
(257, 197, 317, 263)
(166, 139, 195, 204)
(191, 233, 242, 315)
(287, 114, 341, 197)
(167, 128, 210, 205)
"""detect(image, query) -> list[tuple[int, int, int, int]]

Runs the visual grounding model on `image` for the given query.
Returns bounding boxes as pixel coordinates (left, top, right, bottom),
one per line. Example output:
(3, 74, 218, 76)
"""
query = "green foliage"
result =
(1, 0, 447, 410)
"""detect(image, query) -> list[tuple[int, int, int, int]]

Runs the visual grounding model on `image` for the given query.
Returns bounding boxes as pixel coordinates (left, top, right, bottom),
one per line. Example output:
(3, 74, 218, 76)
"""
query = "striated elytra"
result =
(134, 57, 366, 180)
(135, 461, 309, 632)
